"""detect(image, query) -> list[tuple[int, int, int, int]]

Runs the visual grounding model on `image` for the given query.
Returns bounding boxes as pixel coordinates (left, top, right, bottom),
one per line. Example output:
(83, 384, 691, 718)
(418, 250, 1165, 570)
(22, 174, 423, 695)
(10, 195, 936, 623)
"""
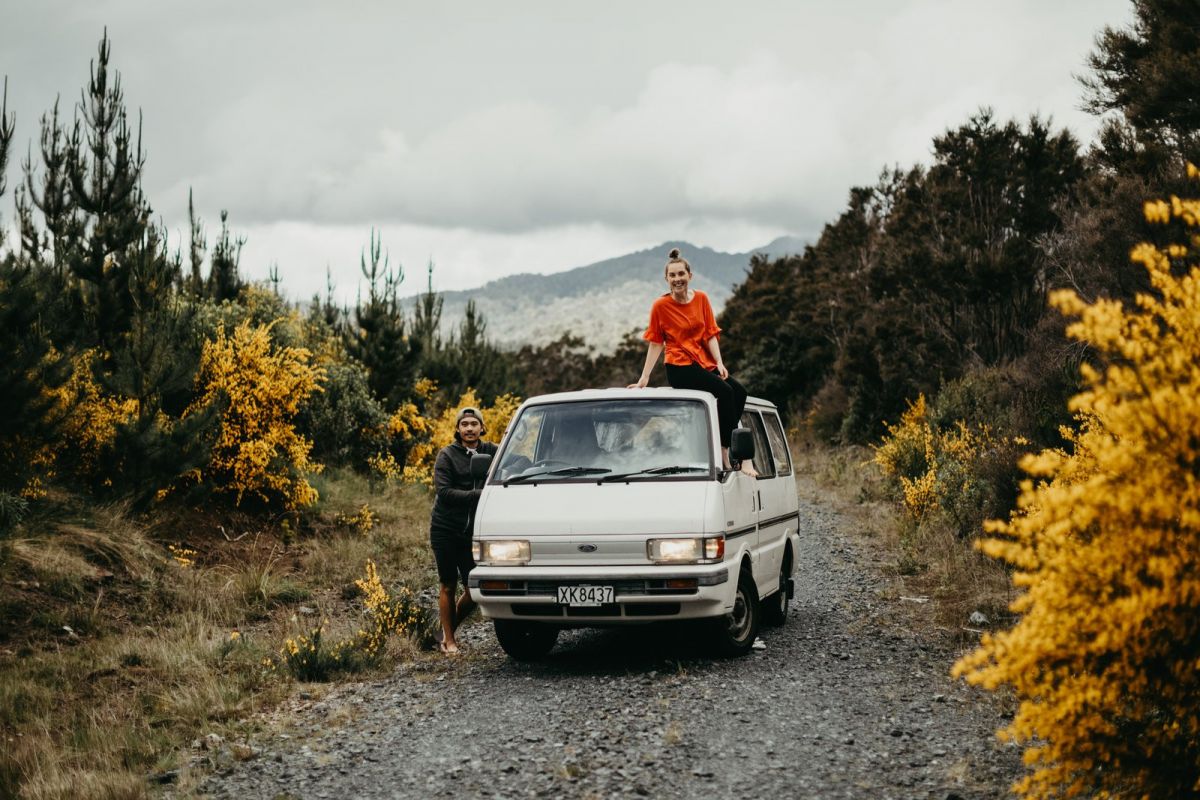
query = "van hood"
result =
(475, 480, 714, 537)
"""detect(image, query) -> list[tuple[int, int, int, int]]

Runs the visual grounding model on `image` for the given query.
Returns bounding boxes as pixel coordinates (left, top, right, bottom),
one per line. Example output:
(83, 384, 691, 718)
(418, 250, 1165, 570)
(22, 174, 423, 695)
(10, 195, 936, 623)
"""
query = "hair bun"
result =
(668, 247, 681, 260)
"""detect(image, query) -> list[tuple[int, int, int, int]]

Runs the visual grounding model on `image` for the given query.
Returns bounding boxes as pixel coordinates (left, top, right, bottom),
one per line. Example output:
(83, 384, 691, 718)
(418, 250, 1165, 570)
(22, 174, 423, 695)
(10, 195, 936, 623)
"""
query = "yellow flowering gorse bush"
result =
(364, 377, 439, 483)
(874, 395, 938, 517)
(19, 349, 140, 497)
(352, 559, 424, 659)
(271, 560, 428, 680)
(953, 171, 1200, 798)
(874, 394, 1002, 532)
(187, 321, 324, 510)
(336, 504, 377, 535)
(367, 451, 403, 483)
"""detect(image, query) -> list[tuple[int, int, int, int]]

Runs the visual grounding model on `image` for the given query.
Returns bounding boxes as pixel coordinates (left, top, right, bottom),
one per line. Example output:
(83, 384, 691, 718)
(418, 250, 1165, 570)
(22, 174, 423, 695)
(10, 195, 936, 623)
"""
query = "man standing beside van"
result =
(430, 407, 497, 654)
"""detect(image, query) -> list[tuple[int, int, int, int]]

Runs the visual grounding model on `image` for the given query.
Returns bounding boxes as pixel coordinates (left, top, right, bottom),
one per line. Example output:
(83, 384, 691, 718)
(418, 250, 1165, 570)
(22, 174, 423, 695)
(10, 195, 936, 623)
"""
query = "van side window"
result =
(763, 413, 793, 476)
(739, 411, 775, 479)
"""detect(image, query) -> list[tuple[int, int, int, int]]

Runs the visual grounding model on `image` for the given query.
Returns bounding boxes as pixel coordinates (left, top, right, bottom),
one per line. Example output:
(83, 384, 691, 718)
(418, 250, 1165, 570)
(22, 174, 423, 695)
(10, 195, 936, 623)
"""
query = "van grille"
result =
(511, 603, 681, 618)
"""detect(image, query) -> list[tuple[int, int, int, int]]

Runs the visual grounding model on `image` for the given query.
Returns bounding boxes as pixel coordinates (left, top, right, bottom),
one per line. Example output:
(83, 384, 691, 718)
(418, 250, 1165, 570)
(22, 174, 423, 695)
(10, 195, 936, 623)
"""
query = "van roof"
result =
(520, 387, 778, 411)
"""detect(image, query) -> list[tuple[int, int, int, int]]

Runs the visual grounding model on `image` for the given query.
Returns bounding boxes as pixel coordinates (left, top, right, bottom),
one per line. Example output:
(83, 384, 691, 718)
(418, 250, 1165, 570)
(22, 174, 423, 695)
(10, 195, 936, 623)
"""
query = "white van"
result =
(467, 387, 800, 660)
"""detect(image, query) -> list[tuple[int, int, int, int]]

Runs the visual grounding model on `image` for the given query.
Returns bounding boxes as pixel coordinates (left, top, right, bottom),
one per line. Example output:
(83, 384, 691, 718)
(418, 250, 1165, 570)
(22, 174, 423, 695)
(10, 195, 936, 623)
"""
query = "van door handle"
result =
(757, 490, 762, 509)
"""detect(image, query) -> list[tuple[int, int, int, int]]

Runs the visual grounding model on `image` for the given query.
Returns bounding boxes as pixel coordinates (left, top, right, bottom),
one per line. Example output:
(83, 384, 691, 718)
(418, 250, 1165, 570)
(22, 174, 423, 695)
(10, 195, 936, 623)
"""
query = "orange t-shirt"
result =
(643, 290, 722, 370)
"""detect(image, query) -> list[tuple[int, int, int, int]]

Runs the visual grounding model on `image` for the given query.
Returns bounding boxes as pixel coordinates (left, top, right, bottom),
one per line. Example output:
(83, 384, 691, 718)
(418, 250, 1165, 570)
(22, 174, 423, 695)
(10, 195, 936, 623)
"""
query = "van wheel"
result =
(494, 619, 559, 661)
(710, 569, 760, 657)
(763, 556, 792, 627)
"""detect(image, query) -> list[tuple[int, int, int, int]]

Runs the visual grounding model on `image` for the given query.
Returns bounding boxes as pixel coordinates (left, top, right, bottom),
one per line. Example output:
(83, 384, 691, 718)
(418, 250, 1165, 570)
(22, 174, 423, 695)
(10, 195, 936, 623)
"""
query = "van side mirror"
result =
(470, 453, 493, 482)
(729, 428, 755, 463)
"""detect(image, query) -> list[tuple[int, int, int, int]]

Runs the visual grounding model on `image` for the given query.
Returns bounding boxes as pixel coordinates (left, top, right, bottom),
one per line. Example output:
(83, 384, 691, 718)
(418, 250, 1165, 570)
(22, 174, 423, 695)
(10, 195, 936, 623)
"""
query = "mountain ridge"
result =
(408, 235, 806, 353)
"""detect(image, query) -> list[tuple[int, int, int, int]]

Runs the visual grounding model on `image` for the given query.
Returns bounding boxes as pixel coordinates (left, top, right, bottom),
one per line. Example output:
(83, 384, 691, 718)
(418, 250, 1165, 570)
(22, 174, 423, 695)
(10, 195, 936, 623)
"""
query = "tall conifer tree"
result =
(346, 229, 418, 406)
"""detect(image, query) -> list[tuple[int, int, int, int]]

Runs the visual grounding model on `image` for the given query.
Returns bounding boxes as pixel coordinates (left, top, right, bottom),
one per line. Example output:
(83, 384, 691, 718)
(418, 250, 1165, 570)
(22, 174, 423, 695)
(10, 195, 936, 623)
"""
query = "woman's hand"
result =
(627, 377, 648, 389)
(715, 362, 729, 380)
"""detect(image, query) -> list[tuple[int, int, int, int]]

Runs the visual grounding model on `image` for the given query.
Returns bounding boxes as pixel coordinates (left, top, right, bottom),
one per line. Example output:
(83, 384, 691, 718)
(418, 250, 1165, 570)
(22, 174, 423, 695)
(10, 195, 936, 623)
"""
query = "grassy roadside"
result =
(1, 441, 1014, 798)
(0, 470, 441, 800)
(790, 439, 1015, 641)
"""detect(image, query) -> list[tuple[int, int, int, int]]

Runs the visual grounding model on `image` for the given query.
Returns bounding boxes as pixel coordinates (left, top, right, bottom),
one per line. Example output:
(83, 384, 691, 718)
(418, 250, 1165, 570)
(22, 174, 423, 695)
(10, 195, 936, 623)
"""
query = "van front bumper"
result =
(467, 564, 732, 624)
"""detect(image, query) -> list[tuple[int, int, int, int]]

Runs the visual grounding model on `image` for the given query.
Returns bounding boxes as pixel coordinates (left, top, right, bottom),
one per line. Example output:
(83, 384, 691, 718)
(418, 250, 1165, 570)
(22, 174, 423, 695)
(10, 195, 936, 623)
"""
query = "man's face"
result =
(458, 417, 483, 445)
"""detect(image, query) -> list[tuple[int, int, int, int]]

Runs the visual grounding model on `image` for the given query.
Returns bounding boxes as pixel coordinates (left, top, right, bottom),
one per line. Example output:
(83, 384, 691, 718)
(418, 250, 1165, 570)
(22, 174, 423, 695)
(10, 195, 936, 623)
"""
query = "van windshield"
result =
(491, 399, 713, 484)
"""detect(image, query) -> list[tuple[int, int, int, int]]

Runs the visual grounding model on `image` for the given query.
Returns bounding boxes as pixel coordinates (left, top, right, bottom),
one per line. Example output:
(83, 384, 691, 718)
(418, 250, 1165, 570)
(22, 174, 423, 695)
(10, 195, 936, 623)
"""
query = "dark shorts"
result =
(431, 538, 474, 588)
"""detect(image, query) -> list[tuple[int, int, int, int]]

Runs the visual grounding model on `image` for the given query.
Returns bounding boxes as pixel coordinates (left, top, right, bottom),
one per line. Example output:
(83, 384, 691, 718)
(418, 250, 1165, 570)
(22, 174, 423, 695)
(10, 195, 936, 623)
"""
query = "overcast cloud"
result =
(0, 1, 1133, 300)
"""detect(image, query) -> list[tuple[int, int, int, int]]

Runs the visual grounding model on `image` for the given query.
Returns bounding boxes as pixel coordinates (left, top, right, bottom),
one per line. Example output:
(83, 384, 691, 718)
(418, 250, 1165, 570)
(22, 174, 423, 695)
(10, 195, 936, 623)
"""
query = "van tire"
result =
(494, 619, 559, 661)
(763, 554, 792, 627)
(709, 569, 760, 657)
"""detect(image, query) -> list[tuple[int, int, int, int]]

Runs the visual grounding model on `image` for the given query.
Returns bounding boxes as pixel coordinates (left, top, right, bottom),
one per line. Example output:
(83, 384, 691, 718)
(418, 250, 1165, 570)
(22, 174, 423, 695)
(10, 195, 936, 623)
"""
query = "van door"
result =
(720, 444, 758, 595)
(756, 410, 798, 594)
(739, 410, 777, 592)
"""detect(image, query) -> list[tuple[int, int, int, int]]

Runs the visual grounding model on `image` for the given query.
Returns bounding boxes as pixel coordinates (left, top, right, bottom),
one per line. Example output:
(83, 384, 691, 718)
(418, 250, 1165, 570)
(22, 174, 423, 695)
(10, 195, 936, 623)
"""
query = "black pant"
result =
(664, 363, 748, 447)
(431, 536, 475, 587)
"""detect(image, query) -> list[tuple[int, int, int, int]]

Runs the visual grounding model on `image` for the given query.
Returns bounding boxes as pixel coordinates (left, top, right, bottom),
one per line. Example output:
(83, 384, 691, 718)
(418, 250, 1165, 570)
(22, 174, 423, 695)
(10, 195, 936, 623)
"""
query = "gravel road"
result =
(199, 494, 1021, 799)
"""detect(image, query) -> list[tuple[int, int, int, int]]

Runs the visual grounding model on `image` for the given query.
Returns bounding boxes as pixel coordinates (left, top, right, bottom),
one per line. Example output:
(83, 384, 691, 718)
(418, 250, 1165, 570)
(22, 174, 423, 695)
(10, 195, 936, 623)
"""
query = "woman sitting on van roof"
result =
(628, 247, 756, 476)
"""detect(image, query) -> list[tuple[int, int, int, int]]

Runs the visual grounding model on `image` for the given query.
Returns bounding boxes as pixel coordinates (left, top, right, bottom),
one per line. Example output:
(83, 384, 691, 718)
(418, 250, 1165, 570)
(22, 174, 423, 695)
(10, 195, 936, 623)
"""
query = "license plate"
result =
(556, 585, 614, 606)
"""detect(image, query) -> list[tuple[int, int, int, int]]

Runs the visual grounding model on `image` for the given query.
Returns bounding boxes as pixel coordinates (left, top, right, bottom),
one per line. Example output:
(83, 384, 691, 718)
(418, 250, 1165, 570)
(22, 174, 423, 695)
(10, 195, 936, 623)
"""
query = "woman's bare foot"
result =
(439, 640, 460, 655)
(739, 460, 758, 478)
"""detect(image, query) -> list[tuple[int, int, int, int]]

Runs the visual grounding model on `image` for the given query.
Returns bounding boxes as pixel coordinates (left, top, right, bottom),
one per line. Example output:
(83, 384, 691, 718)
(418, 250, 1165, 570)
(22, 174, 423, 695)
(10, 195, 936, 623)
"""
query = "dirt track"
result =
(199, 488, 1020, 799)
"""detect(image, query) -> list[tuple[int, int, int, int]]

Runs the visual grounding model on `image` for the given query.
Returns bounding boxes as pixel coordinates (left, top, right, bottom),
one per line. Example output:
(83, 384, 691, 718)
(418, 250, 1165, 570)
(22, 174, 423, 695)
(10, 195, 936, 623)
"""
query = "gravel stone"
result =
(198, 496, 1021, 798)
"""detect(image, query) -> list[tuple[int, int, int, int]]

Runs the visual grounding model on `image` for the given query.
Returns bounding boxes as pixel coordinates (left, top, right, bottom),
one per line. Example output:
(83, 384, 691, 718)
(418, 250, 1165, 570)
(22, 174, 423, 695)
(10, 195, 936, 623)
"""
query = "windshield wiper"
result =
(503, 466, 612, 485)
(600, 465, 709, 482)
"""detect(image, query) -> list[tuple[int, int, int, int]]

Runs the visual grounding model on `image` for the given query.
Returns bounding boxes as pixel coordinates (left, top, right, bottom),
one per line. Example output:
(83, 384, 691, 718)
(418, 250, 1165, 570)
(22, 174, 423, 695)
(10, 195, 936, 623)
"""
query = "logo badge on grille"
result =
(577, 544, 597, 553)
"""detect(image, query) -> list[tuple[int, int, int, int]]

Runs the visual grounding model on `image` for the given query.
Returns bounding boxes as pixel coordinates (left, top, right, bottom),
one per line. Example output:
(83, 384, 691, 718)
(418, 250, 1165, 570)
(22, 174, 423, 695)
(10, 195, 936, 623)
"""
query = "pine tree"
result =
(346, 229, 418, 406)
(0, 260, 71, 501)
(450, 299, 507, 400)
(410, 259, 460, 396)
(16, 32, 221, 503)
(410, 259, 443, 358)
(0, 77, 13, 229)
(0, 85, 71, 510)
(64, 30, 152, 351)
(206, 209, 244, 302)
(186, 188, 206, 298)
(22, 97, 84, 271)
(316, 267, 345, 330)
(103, 225, 190, 418)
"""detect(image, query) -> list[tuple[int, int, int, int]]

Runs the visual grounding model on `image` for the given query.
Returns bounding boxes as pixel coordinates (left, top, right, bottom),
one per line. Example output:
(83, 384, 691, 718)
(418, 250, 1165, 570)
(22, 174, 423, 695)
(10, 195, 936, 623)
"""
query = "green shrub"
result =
(296, 361, 389, 469)
(929, 367, 1022, 434)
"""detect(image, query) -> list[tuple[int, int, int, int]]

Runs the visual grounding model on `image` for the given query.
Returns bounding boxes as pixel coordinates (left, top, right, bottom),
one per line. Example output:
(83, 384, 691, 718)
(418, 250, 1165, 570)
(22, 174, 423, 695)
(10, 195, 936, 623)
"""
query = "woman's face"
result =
(665, 263, 692, 294)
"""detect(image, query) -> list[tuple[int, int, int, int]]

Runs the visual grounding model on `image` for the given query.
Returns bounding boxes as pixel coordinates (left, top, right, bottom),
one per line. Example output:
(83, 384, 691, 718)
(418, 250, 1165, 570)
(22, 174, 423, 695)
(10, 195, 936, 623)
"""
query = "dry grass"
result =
(0, 472, 439, 799)
(790, 438, 1015, 639)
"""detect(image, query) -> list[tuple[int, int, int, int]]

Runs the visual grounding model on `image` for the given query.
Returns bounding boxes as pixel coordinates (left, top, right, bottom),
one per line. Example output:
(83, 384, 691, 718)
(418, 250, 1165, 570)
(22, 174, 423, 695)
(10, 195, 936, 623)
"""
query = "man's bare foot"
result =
(439, 640, 460, 655)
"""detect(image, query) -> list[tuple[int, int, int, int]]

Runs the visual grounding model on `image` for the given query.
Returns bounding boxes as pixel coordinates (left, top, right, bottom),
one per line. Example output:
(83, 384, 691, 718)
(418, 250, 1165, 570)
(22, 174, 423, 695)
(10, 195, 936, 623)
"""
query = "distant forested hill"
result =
(413, 236, 806, 352)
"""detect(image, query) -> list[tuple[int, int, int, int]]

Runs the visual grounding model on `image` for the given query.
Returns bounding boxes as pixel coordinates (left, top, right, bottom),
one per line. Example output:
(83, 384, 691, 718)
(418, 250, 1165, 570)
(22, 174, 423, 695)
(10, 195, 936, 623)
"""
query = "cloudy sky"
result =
(1, 1, 1132, 302)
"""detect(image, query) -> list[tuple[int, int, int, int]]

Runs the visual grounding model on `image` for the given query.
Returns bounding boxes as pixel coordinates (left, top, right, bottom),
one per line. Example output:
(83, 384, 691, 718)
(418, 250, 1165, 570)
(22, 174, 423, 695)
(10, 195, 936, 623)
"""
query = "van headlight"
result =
(475, 539, 531, 565)
(647, 536, 724, 564)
